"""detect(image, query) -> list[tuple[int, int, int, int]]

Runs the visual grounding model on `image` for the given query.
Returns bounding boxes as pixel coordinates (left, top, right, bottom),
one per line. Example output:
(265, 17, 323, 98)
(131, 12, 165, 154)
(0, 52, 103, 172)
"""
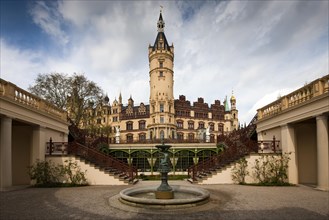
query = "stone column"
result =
(281, 124, 298, 184)
(0, 117, 12, 189)
(316, 115, 328, 191)
(30, 126, 46, 164)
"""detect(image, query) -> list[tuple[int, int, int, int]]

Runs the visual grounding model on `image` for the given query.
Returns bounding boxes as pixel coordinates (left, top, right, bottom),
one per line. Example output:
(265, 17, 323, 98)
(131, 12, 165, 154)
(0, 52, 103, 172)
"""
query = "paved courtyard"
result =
(1, 181, 328, 220)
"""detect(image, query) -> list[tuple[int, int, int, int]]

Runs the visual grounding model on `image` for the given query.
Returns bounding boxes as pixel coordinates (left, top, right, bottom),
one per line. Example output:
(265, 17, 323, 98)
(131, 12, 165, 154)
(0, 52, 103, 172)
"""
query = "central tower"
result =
(148, 11, 176, 140)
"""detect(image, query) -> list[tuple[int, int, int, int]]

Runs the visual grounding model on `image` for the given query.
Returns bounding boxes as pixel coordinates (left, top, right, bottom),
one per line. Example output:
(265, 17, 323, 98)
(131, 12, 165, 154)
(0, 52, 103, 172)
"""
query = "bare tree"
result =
(29, 73, 103, 125)
(28, 73, 69, 109)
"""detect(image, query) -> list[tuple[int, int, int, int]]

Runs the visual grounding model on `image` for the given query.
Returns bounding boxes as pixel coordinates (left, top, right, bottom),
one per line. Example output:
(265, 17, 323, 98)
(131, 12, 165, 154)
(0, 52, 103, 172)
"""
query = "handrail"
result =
(0, 78, 67, 121)
(67, 141, 138, 182)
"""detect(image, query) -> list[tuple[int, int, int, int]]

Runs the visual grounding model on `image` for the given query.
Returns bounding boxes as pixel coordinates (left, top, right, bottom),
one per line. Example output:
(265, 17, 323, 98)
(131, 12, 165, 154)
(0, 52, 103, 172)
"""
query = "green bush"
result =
(60, 160, 88, 185)
(28, 159, 88, 187)
(28, 160, 61, 186)
(252, 153, 290, 185)
(231, 158, 249, 184)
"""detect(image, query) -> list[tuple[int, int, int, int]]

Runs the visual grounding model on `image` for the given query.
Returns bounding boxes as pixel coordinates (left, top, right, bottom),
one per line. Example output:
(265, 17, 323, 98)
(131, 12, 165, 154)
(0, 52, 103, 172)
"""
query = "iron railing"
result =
(45, 139, 138, 182)
(68, 141, 138, 182)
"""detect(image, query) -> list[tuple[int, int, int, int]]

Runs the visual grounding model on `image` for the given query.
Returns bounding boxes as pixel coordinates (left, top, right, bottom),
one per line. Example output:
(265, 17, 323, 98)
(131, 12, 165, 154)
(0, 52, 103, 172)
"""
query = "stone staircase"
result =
(67, 141, 138, 184)
(188, 115, 258, 183)
(67, 121, 138, 184)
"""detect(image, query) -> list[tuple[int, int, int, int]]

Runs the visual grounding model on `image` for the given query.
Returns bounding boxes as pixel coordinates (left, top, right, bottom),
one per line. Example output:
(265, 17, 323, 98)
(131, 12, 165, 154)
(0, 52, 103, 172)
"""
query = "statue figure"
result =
(115, 126, 120, 137)
(206, 126, 210, 143)
(115, 126, 120, 143)
(206, 126, 210, 136)
(158, 151, 171, 173)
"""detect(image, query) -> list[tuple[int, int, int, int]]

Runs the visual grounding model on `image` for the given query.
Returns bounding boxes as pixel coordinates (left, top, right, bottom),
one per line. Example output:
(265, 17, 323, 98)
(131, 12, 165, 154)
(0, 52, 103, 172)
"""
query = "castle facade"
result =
(81, 11, 238, 144)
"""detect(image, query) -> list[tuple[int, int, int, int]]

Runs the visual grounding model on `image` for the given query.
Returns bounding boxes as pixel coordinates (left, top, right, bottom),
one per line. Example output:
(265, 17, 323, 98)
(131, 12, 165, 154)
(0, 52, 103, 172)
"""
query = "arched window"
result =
(177, 120, 183, 129)
(126, 134, 133, 143)
(160, 130, 165, 140)
(177, 132, 184, 140)
(126, 121, 133, 130)
(139, 120, 146, 130)
(188, 121, 194, 130)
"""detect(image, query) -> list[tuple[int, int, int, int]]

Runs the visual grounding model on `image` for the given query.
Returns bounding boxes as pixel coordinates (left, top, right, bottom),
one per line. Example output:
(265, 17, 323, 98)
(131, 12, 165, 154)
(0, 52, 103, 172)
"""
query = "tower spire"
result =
(157, 7, 165, 32)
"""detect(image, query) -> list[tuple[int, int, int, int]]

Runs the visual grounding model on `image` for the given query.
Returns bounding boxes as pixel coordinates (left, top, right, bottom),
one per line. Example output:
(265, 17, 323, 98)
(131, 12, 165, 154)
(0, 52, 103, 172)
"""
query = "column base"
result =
(155, 191, 174, 199)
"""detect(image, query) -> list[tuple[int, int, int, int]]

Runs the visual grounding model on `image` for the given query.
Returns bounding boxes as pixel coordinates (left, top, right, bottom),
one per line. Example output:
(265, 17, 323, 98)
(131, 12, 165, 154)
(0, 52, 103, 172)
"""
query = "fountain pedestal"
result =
(155, 142, 174, 199)
(155, 172, 174, 199)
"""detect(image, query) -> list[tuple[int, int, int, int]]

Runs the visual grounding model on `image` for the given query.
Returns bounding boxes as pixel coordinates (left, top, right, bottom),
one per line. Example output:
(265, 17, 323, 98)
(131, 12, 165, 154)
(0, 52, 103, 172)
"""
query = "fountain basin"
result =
(119, 185, 210, 208)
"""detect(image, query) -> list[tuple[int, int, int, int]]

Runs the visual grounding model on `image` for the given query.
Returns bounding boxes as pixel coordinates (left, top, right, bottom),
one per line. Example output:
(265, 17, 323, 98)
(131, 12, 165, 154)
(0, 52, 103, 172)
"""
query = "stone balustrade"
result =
(258, 74, 329, 120)
(0, 78, 67, 121)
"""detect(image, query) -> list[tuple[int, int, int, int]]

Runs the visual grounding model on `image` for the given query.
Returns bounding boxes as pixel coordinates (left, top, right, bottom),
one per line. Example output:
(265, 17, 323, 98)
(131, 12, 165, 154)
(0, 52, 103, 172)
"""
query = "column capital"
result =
(316, 114, 328, 121)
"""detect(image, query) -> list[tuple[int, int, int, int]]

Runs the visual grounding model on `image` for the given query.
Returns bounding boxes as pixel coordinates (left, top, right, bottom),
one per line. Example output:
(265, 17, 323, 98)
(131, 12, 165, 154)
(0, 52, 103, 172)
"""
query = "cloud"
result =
(1, 39, 42, 89)
(1, 1, 328, 124)
(28, 1, 69, 46)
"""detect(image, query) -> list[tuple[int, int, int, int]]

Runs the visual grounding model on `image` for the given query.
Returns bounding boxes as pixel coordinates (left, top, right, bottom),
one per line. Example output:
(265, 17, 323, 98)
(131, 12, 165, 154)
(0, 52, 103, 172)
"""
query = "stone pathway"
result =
(1, 181, 328, 220)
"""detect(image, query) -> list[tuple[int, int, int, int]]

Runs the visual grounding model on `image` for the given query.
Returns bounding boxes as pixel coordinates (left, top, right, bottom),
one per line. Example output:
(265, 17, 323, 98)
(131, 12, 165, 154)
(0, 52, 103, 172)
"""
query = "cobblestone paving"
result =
(1, 181, 328, 220)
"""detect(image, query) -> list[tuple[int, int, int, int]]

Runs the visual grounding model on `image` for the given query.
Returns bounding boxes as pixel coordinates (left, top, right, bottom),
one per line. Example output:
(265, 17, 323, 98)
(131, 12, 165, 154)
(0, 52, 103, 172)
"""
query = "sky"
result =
(1, 0, 328, 124)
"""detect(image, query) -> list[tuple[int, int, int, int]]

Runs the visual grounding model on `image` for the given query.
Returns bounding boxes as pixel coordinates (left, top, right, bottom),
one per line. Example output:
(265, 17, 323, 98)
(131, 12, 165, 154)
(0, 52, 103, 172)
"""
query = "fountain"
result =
(119, 142, 210, 208)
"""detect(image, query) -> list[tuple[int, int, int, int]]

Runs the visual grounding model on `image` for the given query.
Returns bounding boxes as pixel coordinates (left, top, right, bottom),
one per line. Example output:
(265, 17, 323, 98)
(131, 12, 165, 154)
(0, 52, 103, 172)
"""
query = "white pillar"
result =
(0, 117, 12, 189)
(281, 124, 298, 184)
(316, 115, 328, 191)
(30, 126, 46, 164)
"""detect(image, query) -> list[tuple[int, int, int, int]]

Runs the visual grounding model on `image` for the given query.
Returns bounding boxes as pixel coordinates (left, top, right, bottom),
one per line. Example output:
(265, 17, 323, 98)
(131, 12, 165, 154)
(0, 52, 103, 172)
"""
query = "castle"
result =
(80, 11, 238, 144)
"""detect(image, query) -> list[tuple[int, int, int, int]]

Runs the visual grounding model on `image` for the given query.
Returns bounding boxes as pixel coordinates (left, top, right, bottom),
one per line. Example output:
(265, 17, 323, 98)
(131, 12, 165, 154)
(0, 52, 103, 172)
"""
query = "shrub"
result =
(231, 157, 249, 184)
(252, 153, 290, 185)
(28, 159, 88, 187)
(60, 159, 88, 185)
(28, 160, 61, 186)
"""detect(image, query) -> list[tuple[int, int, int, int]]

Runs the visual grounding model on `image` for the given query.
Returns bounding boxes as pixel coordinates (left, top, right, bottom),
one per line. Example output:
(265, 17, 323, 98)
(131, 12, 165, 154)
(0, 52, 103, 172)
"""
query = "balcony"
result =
(0, 78, 67, 121)
(257, 74, 329, 121)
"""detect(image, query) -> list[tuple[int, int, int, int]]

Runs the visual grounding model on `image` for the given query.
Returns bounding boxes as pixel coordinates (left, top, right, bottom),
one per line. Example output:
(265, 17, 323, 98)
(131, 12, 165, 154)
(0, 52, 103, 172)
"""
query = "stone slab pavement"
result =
(1, 181, 328, 220)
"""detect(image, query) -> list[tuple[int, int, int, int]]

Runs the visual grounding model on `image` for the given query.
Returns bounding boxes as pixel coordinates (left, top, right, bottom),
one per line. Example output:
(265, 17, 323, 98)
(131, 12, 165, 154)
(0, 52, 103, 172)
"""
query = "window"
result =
(139, 120, 146, 130)
(177, 133, 184, 140)
(126, 121, 133, 130)
(113, 116, 118, 122)
(159, 71, 163, 77)
(210, 134, 215, 143)
(198, 122, 205, 129)
(160, 117, 164, 123)
(97, 118, 102, 124)
(160, 104, 164, 112)
(159, 62, 163, 68)
(188, 133, 194, 141)
(209, 123, 214, 132)
(218, 124, 224, 135)
(188, 121, 194, 130)
(113, 109, 118, 114)
(139, 133, 146, 141)
(160, 130, 165, 140)
(126, 134, 133, 143)
(177, 120, 183, 129)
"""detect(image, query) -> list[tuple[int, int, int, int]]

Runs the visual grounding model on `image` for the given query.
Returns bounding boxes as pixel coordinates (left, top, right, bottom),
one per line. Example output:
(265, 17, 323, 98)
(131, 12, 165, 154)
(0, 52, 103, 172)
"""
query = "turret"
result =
(148, 9, 176, 140)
